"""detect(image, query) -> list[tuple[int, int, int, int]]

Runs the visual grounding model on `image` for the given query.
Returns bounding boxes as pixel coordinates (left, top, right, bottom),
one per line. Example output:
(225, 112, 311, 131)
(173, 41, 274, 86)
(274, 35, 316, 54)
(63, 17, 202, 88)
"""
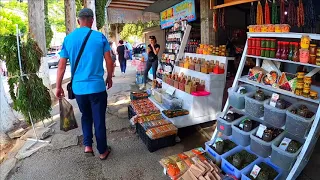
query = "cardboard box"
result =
(179, 82, 185, 91)
(185, 84, 196, 94)
(174, 80, 179, 89)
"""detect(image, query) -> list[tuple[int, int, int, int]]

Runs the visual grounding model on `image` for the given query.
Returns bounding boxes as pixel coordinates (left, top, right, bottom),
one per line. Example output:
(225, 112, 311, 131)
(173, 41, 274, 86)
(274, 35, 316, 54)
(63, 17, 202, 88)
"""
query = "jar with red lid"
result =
(248, 48, 253, 55)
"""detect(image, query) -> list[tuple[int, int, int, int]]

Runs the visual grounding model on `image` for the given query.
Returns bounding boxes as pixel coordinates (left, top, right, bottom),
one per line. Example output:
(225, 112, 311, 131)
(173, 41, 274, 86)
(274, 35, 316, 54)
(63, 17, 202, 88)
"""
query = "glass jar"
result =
(303, 88, 310, 98)
(275, 24, 281, 32)
(248, 48, 253, 55)
(270, 39, 276, 48)
(310, 55, 316, 64)
(281, 24, 290, 32)
(297, 72, 305, 81)
(265, 48, 271, 58)
(300, 49, 310, 63)
(261, 48, 266, 57)
(248, 38, 253, 47)
(309, 44, 317, 55)
(261, 39, 266, 48)
(301, 35, 311, 49)
(265, 39, 271, 48)
(295, 82, 304, 96)
(310, 91, 318, 100)
(317, 58, 320, 66)
(270, 48, 276, 58)
(276, 41, 282, 59)
(255, 47, 261, 56)
(304, 76, 312, 87)
(255, 38, 261, 48)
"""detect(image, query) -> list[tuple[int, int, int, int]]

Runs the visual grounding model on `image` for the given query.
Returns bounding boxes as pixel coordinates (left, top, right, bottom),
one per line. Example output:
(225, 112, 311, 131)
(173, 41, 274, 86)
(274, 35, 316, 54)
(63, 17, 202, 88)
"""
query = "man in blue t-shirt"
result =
(56, 8, 113, 160)
(125, 41, 133, 60)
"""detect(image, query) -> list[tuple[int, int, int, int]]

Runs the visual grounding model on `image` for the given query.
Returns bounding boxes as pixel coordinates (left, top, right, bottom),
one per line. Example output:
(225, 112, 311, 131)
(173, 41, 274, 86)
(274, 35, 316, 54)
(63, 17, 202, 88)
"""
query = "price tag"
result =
(279, 137, 292, 151)
(163, 168, 167, 175)
(166, 86, 176, 96)
(270, 93, 280, 107)
(256, 124, 267, 138)
(250, 165, 261, 179)
(237, 86, 245, 93)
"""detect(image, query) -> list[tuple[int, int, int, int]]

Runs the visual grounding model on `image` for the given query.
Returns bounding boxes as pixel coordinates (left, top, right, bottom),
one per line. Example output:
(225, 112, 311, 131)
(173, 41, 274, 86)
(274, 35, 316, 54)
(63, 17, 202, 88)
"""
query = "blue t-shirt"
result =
(60, 27, 110, 95)
(125, 42, 133, 51)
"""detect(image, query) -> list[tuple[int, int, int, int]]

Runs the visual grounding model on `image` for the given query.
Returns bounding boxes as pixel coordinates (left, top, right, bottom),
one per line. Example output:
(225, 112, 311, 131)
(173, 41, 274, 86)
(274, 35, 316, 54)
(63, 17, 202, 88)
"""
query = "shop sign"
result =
(160, 0, 196, 29)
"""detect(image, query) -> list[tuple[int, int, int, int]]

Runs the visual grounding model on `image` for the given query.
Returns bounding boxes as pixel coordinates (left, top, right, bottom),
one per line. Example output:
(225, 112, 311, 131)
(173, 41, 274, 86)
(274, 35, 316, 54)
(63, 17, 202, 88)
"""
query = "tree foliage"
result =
(119, 20, 160, 43)
(95, 0, 107, 30)
(0, 9, 27, 35)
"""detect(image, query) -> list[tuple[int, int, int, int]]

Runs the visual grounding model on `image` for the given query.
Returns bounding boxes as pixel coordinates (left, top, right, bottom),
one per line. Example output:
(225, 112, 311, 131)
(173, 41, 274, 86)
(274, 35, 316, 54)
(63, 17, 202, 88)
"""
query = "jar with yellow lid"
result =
(297, 72, 305, 80)
(295, 82, 304, 96)
(310, 91, 318, 100)
(304, 76, 312, 87)
(301, 35, 311, 49)
(303, 87, 310, 98)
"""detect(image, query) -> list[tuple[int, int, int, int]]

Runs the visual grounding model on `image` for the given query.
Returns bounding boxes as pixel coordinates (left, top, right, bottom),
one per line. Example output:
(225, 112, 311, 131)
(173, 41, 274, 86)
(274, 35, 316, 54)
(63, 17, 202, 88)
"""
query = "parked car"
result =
(133, 43, 146, 55)
(47, 51, 70, 68)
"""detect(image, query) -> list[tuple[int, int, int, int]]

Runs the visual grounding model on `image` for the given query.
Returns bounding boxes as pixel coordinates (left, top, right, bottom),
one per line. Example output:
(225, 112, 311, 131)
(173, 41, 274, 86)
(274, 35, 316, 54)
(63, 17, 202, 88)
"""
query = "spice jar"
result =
(265, 39, 271, 48)
(304, 76, 312, 87)
(310, 91, 318, 100)
(261, 38, 267, 48)
(265, 48, 271, 58)
(295, 82, 304, 96)
(300, 49, 310, 63)
(310, 55, 316, 65)
(270, 39, 276, 48)
(270, 48, 276, 58)
(309, 44, 317, 55)
(261, 48, 266, 57)
(276, 41, 283, 59)
(301, 35, 311, 49)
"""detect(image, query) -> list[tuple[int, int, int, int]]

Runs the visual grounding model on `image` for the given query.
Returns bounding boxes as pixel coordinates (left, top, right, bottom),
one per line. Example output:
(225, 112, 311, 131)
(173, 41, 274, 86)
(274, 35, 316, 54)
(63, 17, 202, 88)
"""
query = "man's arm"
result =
(104, 51, 113, 89)
(56, 58, 67, 97)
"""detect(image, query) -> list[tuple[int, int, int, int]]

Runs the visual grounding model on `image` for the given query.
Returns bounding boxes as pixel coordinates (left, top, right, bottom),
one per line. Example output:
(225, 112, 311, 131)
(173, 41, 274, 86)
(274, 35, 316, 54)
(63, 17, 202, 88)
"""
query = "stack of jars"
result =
(303, 76, 312, 98)
(295, 72, 318, 99)
(309, 44, 317, 65)
(260, 38, 276, 58)
(247, 38, 261, 56)
(295, 72, 305, 96)
(275, 41, 299, 61)
(317, 48, 320, 66)
(300, 35, 311, 63)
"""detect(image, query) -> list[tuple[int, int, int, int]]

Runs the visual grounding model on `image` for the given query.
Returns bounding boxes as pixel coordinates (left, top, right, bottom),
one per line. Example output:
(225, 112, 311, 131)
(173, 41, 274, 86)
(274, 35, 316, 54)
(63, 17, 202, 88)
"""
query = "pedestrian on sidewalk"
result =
(125, 41, 133, 60)
(109, 41, 116, 77)
(117, 40, 126, 77)
(140, 36, 160, 90)
(56, 8, 113, 160)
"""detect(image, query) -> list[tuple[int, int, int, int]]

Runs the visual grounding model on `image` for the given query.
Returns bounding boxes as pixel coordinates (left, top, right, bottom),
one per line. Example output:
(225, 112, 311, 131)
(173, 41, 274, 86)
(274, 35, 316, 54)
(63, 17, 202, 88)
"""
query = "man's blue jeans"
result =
(75, 91, 107, 154)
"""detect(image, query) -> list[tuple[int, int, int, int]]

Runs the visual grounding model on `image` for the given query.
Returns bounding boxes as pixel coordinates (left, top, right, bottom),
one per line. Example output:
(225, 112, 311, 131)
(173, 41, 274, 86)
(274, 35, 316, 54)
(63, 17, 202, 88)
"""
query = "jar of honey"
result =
(275, 24, 281, 32)
(310, 55, 316, 65)
(303, 88, 310, 98)
(310, 91, 318, 100)
(300, 49, 310, 63)
(295, 82, 304, 96)
(301, 35, 311, 49)
(304, 76, 312, 87)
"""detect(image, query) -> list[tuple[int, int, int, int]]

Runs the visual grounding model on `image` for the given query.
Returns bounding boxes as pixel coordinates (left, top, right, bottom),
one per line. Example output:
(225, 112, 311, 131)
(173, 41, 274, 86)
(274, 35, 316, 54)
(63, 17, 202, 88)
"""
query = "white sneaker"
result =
(122, 72, 125, 78)
(139, 84, 146, 90)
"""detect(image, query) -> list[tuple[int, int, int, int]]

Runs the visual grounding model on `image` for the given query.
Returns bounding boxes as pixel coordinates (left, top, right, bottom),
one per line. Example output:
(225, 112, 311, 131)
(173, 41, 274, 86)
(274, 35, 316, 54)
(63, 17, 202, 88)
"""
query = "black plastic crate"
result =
(136, 123, 176, 152)
(128, 105, 136, 119)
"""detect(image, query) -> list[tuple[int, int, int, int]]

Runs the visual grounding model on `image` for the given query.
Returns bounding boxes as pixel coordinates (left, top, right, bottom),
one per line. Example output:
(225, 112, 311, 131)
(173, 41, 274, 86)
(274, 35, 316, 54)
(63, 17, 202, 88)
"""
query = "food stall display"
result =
(208, 32, 320, 180)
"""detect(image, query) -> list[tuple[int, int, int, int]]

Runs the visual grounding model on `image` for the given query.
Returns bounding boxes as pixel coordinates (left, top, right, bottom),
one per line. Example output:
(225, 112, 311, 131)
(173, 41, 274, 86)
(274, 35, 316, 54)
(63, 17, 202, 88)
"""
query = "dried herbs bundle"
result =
(272, 0, 279, 24)
(280, 0, 286, 24)
(256, 1, 264, 25)
(288, 0, 297, 26)
(250, 2, 256, 25)
(297, 0, 305, 27)
(265, 0, 271, 24)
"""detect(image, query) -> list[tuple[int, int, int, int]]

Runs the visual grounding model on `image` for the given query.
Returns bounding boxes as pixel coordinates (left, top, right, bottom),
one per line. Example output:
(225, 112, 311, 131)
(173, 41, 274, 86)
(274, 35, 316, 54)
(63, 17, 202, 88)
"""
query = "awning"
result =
(109, 0, 155, 11)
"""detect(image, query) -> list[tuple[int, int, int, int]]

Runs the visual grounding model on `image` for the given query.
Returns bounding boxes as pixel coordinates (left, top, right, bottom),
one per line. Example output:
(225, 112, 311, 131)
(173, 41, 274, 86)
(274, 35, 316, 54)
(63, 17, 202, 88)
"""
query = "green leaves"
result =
(95, 0, 107, 30)
(0, 9, 27, 35)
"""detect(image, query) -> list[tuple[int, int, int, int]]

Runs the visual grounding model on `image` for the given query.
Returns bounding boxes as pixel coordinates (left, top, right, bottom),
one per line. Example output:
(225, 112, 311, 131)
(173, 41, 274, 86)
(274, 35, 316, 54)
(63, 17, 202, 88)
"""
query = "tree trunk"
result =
(28, 0, 55, 103)
(64, 0, 77, 35)
(84, 0, 97, 30)
(0, 75, 18, 133)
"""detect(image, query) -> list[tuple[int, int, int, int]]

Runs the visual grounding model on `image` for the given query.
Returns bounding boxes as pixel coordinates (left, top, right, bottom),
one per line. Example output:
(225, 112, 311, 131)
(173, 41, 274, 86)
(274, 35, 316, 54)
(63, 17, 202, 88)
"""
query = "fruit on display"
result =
(286, 140, 302, 153)
(227, 150, 257, 170)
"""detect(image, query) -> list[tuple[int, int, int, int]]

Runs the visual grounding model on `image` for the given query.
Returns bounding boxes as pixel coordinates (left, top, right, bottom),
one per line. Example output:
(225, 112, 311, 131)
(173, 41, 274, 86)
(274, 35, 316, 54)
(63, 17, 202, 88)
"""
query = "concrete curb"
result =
(50, 77, 71, 89)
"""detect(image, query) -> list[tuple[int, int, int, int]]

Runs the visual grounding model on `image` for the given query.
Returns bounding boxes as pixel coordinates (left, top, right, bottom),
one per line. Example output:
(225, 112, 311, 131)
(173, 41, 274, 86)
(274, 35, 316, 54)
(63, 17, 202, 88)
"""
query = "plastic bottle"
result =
(276, 41, 282, 59)
(288, 42, 294, 61)
(281, 42, 289, 60)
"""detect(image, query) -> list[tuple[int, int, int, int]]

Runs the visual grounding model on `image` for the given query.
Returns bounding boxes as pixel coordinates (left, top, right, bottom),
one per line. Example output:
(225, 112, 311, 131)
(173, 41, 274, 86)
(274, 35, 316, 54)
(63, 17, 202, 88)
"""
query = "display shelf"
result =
(162, 82, 209, 97)
(238, 76, 320, 104)
(184, 53, 235, 62)
(247, 32, 320, 40)
(246, 55, 320, 69)
(212, 32, 320, 180)
(149, 96, 215, 128)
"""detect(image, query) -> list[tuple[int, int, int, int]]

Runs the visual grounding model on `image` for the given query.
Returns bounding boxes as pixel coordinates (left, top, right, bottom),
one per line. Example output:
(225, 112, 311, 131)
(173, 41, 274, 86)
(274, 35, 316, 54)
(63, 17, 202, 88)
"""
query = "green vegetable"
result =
(227, 150, 257, 170)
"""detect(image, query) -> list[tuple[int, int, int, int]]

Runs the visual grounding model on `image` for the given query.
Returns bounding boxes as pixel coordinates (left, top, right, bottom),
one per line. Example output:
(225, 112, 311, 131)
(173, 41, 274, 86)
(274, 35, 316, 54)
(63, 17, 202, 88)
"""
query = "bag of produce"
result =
(59, 98, 78, 132)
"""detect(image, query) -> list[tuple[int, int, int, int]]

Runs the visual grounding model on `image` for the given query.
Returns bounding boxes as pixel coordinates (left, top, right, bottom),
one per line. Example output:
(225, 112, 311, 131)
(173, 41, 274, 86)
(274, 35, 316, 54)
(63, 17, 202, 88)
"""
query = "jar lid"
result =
(310, 91, 318, 95)
(297, 72, 305, 75)
(310, 54, 316, 57)
(310, 44, 317, 47)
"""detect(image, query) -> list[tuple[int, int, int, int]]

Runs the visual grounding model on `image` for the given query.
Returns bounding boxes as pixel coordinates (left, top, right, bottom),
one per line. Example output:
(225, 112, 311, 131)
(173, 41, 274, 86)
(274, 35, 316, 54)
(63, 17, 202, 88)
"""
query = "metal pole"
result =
(16, 24, 23, 78)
